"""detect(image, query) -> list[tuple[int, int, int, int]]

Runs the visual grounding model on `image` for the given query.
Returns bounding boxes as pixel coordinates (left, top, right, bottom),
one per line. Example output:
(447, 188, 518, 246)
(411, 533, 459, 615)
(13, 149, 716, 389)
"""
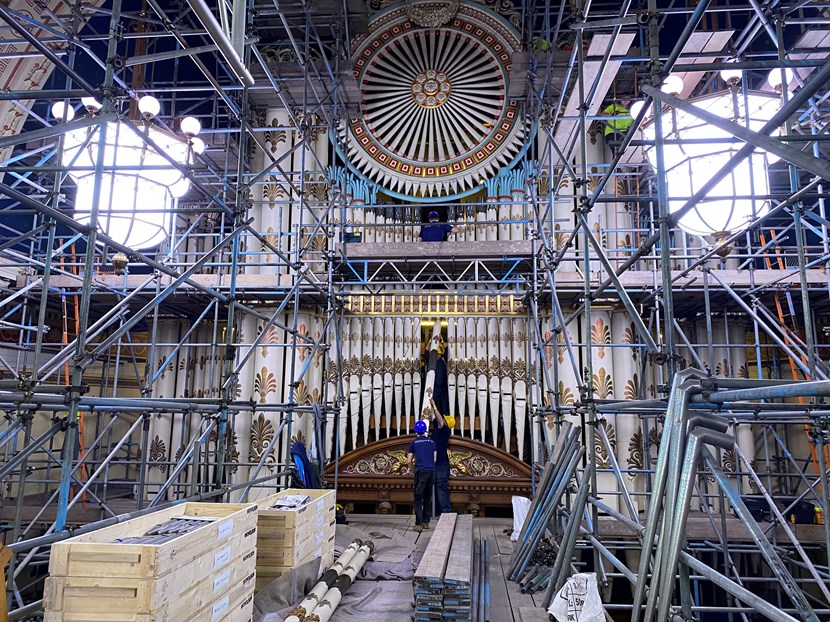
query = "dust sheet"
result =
(254, 524, 422, 622)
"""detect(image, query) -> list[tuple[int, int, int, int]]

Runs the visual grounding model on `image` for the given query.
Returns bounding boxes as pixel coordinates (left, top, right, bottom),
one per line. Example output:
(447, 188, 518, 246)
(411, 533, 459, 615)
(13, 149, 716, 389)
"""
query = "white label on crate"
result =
(316, 499, 325, 512)
(315, 531, 324, 545)
(212, 594, 230, 621)
(314, 515, 324, 528)
(214, 545, 232, 569)
(214, 567, 232, 594)
(217, 519, 233, 540)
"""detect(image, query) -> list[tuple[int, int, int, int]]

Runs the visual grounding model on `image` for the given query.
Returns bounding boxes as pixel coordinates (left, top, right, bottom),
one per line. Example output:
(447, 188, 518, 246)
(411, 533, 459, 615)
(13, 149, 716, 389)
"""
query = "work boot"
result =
(414, 524, 424, 532)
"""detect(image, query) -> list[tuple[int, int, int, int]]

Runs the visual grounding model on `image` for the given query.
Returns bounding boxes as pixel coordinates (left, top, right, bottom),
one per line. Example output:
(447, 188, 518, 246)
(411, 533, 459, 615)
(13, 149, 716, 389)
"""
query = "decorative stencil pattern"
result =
(250, 413, 277, 471)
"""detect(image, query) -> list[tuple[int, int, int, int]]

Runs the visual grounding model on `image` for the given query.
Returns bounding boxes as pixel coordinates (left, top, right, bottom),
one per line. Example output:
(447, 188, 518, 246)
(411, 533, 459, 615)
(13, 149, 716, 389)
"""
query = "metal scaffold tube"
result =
(0, 0, 829, 618)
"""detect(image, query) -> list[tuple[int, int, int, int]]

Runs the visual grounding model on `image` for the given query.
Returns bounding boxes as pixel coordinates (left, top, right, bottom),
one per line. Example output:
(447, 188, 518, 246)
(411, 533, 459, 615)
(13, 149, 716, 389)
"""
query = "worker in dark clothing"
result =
(430, 398, 453, 517)
(419, 211, 460, 242)
(430, 341, 453, 516)
(408, 419, 437, 532)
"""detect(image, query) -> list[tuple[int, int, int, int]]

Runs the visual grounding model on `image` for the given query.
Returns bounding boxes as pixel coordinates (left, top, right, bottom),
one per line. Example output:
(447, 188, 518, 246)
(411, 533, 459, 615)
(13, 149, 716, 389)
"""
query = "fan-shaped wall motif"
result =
(344, 2, 525, 198)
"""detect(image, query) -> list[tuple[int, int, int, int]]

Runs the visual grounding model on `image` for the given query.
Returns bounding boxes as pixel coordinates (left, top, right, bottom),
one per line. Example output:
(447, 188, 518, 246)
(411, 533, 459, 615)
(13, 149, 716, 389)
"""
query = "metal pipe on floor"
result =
(483, 538, 491, 622)
(471, 538, 480, 622)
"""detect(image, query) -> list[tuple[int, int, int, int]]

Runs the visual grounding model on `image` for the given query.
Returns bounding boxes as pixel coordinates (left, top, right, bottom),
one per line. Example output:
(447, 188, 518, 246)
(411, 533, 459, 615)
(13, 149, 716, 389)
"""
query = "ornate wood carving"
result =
(325, 436, 532, 515)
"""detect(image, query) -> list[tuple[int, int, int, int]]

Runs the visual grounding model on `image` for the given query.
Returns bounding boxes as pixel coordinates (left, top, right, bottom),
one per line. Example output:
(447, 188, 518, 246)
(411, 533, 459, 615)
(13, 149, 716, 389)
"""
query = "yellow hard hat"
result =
(444, 415, 456, 429)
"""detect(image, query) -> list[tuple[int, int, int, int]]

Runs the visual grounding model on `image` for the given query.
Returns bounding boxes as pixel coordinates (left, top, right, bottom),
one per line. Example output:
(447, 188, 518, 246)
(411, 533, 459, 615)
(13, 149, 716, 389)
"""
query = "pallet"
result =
(48, 503, 258, 579)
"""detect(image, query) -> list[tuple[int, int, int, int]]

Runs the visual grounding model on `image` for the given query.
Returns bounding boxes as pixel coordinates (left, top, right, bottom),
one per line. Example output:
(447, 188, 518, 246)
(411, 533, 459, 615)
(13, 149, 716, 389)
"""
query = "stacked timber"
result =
(254, 488, 337, 592)
(414, 513, 474, 622)
(43, 502, 258, 622)
(444, 515, 473, 620)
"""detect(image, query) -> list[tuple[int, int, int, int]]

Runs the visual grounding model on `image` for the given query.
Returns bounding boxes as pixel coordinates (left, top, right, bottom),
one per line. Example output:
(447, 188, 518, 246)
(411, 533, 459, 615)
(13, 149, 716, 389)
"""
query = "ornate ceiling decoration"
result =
(343, 1, 525, 198)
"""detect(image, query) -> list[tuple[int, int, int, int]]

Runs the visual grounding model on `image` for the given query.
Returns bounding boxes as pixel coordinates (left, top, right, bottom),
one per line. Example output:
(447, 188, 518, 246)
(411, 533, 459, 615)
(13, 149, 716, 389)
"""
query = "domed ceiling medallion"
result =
(344, 1, 525, 198)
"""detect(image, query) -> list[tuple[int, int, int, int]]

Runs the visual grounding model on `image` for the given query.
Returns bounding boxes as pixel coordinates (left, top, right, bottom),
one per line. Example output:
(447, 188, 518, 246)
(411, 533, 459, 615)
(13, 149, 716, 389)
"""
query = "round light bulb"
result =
(190, 136, 206, 155)
(81, 97, 102, 112)
(767, 67, 794, 91)
(137, 95, 161, 119)
(170, 177, 191, 198)
(51, 101, 75, 122)
(180, 116, 201, 136)
(661, 74, 685, 96)
(629, 100, 647, 122)
(720, 64, 742, 85)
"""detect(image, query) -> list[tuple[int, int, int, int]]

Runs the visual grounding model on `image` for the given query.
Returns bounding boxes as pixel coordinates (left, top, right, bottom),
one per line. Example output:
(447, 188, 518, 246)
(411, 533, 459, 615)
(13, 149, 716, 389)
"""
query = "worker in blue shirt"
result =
(419, 211, 460, 242)
(408, 419, 437, 532)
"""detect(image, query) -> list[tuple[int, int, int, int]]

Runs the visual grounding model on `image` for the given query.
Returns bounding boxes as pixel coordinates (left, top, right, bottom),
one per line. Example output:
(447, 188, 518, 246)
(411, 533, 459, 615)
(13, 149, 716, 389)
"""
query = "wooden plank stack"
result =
(444, 515, 473, 620)
(254, 488, 337, 592)
(414, 513, 474, 622)
(44, 502, 258, 622)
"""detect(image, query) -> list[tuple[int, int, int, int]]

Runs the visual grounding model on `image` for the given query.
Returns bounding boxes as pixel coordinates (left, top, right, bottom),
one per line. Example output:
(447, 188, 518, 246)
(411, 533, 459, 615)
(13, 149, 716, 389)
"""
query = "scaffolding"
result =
(1, 0, 829, 619)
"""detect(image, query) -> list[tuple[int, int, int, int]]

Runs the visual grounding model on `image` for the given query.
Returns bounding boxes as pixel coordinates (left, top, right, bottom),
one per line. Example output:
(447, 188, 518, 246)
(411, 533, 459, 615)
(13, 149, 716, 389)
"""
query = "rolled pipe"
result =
(306, 541, 374, 622)
(285, 539, 364, 622)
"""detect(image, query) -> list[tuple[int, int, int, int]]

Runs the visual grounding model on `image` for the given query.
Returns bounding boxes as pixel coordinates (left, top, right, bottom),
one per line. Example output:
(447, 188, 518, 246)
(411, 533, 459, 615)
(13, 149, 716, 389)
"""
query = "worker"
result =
(429, 399, 454, 518)
(419, 211, 460, 242)
(602, 100, 632, 144)
(408, 419, 437, 533)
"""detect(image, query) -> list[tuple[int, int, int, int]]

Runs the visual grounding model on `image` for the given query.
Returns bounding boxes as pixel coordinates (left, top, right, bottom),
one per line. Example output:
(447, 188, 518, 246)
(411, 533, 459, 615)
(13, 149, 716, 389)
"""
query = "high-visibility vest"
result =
(602, 103, 632, 135)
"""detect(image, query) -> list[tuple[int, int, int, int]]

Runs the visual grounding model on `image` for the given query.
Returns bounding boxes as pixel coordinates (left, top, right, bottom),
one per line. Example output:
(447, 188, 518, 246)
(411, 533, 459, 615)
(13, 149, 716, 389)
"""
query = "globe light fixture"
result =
(81, 97, 102, 112)
(720, 61, 743, 86)
(61, 96, 197, 249)
(180, 116, 201, 137)
(629, 100, 647, 121)
(137, 95, 161, 119)
(661, 74, 685, 96)
(190, 136, 206, 155)
(639, 80, 781, 240)
(51, 101, 75, 122)
(767, 67, 794, 92)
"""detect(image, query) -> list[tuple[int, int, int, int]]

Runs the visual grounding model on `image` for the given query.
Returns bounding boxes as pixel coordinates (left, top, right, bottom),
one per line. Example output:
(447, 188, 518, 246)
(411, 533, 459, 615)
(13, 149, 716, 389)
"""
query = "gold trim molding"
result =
(344, 294, 525, 315)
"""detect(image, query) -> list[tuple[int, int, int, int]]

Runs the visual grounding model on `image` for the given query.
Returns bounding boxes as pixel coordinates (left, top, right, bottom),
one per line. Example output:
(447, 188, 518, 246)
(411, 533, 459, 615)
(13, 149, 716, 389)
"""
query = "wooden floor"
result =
(346, 514, 548, 622)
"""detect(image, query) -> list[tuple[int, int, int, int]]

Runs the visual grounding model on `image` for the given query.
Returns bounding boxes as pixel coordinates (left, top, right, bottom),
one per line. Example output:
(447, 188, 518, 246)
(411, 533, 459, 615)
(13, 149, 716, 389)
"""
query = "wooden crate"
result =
(45, 502, 257, 622)
(49, 503, 258, 580)
(255, 544, 335, 593)
(255, 521, 335, 566)
(44, 547, 256, 616)
(255, 489, 336, 529)
(254, 488, 336, 592)
(43, 563, 255, 622)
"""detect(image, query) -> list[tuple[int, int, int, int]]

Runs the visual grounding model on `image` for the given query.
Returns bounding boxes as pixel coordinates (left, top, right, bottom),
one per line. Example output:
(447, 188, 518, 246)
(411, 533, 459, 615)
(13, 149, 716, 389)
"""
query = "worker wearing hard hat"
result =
(429, 400, 454, 518)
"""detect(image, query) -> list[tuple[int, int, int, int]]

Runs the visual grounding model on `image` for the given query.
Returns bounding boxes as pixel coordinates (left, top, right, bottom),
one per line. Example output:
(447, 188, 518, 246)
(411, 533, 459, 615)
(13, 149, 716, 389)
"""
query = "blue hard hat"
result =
(428, 211, 439, 219)
(414, 420, 428, 434)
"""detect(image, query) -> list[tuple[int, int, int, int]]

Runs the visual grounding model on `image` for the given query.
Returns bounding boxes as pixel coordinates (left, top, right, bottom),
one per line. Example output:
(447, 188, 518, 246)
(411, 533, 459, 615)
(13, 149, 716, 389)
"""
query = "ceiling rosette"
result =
(343, 1, 526, 198)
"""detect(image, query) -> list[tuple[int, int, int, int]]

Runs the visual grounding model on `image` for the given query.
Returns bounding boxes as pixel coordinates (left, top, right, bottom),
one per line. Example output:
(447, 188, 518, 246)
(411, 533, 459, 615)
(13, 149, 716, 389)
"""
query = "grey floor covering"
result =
(253, 524, 422, 622)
